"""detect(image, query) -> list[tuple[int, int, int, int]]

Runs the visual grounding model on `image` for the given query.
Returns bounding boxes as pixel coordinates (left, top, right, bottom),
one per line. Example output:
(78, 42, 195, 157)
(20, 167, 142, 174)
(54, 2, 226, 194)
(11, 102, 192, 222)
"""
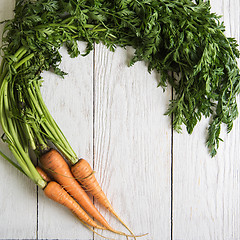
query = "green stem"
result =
(30, 120, 49, 153)
(14, 46, 27, 59)
(33, 81, 78, 163)
(16, 85, 37, 151)
(26, 86, 59, 139)
(25, 81, 77, 163)
(0, 64, 9, 86)
(0, 78, 13, 142)
(35, 22, 108, 37)
(9, 145, 35, 181)
(0, 149, 25, 174)
(3, 80, 46, 188)
(25, 122, 37, 150)
(9, 81, 29, 152)
(0, 57, 5, 76)
(35, 23, 98, 31)
(0, 80, 33, 180)
(26, 87, 73, 160)
(14, 53, 34, 70)
(15, 48, 28, 62)
(0, 47, 27, 85)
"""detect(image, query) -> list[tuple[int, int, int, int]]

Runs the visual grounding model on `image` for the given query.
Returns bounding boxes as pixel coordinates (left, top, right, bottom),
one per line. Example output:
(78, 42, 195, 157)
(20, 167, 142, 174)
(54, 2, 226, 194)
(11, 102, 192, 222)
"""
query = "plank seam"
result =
(37, 185, 39, 240)
(92, 42, 96, 240)
(171, 83, 174, 240)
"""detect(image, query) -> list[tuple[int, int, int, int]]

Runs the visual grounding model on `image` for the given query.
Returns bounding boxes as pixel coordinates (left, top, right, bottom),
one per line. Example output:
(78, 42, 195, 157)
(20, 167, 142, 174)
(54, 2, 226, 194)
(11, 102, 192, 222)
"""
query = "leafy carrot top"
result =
(1, 0, 240, 157)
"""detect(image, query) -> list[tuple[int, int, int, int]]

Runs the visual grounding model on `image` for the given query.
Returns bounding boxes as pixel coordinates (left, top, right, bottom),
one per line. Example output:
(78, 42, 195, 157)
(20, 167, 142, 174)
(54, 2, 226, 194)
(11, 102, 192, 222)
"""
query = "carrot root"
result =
(71, 159, 138, 239)
(40, 149, 124, 235)
(40, 149, 142, 238)
(36, 166, 51, 182)
(44, 181, 106, 230)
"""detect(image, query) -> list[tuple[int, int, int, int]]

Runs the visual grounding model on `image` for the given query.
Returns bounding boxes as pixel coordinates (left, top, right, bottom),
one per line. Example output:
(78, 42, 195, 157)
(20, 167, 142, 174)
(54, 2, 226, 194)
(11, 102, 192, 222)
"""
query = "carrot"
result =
(71, 159, 116, 213)
(44, 181, 105, 230)
(40, 149, 121, 234)
(36, 166, 51, 182)
(71, 159, 136, 238)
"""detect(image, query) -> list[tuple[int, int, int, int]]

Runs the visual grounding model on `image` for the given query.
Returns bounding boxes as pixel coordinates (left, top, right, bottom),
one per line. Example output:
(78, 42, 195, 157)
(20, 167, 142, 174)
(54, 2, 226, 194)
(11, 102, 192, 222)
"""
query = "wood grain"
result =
(173, 1, 240, 239)
(38, 44, 94, 239)
(0, 0, 239, 239)
(93, 44, 172, 239)
(0, 1, 38, 239)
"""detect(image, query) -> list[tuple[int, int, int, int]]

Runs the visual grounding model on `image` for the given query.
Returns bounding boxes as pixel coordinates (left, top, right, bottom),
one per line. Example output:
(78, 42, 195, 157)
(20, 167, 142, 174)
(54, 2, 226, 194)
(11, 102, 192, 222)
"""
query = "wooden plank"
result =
(93, 44, 172, 239)
(0, 1, 38, 239)
(0, 0, 37, 239)
(38, 44, 94, 239)
(173, 0, 240, 239)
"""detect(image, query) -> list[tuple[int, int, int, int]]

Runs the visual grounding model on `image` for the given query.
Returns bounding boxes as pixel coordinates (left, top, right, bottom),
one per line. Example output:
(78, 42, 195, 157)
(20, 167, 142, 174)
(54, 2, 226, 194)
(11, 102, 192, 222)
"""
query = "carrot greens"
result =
(1, 0, 239, 159)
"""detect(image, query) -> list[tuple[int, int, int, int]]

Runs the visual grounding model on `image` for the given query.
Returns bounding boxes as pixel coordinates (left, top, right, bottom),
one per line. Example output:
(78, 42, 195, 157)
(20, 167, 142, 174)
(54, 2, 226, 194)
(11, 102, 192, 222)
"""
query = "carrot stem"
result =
(24, 121, 37, 151)
(26, 83, 75, 161)
(14, 53, 34, 70)
(33, 80, 78, 164)
(0, 149, 25, 175)
(0, 57, 5, 76)
(0, 76, 46, 188)
(9, 145, 35, 181)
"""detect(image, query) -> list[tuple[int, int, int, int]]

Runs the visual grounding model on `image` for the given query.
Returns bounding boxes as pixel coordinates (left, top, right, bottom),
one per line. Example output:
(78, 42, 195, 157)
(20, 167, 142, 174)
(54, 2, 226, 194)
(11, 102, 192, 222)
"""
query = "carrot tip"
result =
(79, 219, 118, 240)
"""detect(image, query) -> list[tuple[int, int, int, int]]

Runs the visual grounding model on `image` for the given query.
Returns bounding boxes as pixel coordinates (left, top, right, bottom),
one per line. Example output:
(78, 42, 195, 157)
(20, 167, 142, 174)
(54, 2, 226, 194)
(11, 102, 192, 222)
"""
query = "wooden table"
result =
(0, 0, 239, 239)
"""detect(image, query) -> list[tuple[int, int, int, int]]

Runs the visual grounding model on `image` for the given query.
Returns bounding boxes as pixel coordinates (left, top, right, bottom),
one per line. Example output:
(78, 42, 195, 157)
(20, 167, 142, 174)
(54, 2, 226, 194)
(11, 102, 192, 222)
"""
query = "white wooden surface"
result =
(0, 0, 239, 239)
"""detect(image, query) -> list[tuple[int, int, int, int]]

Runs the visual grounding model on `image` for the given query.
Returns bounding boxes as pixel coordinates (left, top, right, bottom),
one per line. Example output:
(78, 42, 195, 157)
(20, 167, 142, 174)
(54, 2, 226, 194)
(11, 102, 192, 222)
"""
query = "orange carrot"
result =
(40, 149, 118, 233)
(44, 181, 105, 229)
(71, 159, 136, 238)
(71, 159, 115, 212)
(36, 166, 51, 182)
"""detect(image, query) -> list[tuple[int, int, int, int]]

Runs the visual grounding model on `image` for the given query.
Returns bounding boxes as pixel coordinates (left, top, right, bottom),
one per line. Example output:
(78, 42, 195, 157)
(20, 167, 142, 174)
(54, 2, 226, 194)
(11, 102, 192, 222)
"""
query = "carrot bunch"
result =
(0, 0, 149, 238)
(0, 47, 140, 238)
(39, 149, 136, 238)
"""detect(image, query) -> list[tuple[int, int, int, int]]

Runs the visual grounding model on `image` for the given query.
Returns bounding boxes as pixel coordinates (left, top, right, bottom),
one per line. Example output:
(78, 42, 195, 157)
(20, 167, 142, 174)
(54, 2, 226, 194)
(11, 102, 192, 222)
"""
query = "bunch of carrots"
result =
(0, 44, 148, 239)
(0, 46, 141, 238)
(4, 0, 239, 238)
(0, 1, 146, 239)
